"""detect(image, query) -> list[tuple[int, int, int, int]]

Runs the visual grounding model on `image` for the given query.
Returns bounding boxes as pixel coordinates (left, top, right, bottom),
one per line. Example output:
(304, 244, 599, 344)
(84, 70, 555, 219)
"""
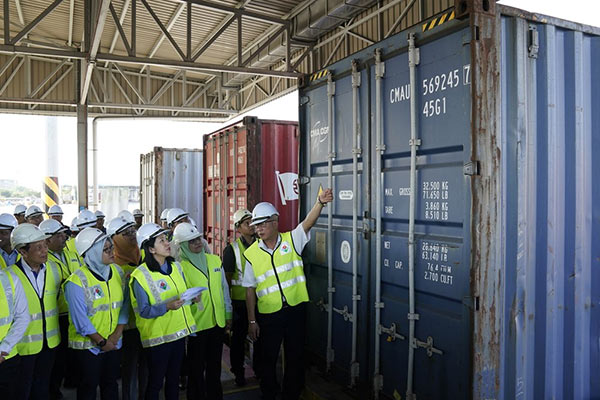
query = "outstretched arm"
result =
(302, 188, 334, 234)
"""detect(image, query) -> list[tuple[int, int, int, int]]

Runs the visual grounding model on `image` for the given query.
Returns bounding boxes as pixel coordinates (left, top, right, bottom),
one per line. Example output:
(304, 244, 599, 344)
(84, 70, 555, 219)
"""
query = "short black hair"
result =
(142, 236, 174, 272)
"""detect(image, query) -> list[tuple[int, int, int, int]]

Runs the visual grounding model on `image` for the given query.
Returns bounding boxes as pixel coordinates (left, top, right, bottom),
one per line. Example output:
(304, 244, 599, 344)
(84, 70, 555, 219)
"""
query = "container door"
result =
(370, 27, 473, 399)
(300, 65, 372, 386)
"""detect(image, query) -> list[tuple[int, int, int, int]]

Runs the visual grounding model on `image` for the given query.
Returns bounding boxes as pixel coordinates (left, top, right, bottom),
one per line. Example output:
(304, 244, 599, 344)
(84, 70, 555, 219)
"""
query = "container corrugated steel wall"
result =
(139, 147, 204, 229)
(499, 10, 600, 400)
(203, 117, 299, 254)
(299, 3, 599, 399)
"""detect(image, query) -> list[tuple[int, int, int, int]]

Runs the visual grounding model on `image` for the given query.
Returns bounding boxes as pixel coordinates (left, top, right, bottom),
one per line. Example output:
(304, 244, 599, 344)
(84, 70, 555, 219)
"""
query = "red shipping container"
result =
(204, 116, 299, 255)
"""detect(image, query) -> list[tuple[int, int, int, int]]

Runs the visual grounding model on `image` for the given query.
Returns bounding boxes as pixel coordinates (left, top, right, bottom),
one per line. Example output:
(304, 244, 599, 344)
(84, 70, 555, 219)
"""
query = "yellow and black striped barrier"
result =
(43, 176, 60, 212)
(422, 10, 455, 32)
(309, 69, 329, 82)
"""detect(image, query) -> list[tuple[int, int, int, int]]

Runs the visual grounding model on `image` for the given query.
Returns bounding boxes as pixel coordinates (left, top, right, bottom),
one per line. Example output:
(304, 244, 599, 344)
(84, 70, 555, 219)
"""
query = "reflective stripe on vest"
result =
(244, 232, 309, 314)
(231, 240, 244, 286)
(66, 264, 124, 350)
(0, 270, 17, 360)
(130, 263, 196, 348)
(180, 255, 225, 330)
(10, 261, 61, 354)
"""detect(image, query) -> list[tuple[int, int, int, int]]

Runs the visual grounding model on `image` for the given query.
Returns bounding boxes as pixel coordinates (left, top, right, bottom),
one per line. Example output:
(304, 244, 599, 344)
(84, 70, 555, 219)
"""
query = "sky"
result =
(1, 0, 598, 190)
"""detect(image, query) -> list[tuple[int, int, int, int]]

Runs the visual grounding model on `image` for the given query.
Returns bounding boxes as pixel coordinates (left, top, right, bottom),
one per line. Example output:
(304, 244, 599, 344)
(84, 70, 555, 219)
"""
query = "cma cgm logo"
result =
(310, 121, 329, 143)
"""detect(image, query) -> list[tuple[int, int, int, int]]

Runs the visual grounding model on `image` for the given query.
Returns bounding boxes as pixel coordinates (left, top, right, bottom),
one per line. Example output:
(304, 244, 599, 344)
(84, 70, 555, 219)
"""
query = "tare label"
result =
(422, 180, 449, 221)
(421, 241, 454, 286)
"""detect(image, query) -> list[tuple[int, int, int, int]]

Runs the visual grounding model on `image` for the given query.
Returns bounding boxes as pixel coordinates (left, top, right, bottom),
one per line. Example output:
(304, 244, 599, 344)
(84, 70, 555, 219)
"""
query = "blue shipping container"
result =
(299, 3, 599, 399)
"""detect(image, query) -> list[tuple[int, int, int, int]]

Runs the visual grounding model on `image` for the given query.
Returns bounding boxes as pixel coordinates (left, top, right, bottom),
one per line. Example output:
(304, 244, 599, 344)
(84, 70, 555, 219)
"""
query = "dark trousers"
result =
(230, 300, 247, 377)
(17, 345, 57, 400)
(145, 338, 185, 400)
(75, 348, 120, 400)
(0, 355, 21, 399)
(258, 303, 306, 400)
(50, 315, 69, 399)
(230, 300, 262, 378)
(121, 329, 148, 400)
(187, 327, 224, 400)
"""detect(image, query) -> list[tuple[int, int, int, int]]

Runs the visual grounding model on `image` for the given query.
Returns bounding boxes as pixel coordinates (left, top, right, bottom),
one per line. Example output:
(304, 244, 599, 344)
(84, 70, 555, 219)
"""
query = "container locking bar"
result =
(412, 336, 443, 357)
(380, 322, 406, 341)
(332, 305, 354, 322)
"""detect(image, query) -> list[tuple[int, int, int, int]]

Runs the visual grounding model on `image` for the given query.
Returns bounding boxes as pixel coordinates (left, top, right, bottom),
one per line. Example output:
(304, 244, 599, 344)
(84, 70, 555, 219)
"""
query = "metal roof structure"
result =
(1, 0, 454, 207)
(0, 0, 453, 118)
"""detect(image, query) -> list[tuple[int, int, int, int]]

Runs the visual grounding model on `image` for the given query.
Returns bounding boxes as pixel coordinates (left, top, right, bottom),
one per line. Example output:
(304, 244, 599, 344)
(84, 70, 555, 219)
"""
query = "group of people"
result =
(0, 187, 333, 400)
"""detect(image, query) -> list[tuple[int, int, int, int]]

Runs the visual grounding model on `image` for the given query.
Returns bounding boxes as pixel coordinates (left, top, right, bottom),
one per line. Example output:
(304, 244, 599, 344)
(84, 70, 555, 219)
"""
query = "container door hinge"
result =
(350, 362, 360, 381)
(407, 312, 420, 321)
(408, 37, 420, 67)
(528, 26, 539, 59)
(327, 76, 335, 96)
(352, 60, 361, 88)
(298, 176, 311, 185)
(362, 212, 375, 238)
(315, 297, 327, 312)
(327, 348, 335, 365)
(463, 161, 480, 176)
(412, 336, 443, 357)
(373, 374, 383, 393)
(375, 49, 385, 78)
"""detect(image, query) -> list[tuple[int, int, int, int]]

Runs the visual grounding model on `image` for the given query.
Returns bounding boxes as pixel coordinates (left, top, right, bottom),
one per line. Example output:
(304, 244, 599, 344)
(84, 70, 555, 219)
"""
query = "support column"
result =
(77, 59, 88, 210)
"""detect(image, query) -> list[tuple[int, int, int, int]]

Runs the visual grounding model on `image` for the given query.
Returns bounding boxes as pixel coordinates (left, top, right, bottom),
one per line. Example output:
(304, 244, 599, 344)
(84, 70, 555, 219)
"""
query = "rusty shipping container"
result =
(204, 116, 300, 254)
(299, 2, 599, 399)
(140, 147, 204, 229)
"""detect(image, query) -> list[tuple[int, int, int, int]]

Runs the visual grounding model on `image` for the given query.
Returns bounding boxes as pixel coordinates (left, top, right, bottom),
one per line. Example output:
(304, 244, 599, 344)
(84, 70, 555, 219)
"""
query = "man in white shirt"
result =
(0, 268, 30, 398)
(242, 189, 333, 400)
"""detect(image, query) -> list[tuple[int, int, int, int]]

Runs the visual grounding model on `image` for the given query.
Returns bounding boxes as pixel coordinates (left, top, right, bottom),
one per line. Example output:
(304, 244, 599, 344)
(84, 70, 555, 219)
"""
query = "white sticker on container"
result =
(340, 240, 351, 264)
(339, 190, 353, 200)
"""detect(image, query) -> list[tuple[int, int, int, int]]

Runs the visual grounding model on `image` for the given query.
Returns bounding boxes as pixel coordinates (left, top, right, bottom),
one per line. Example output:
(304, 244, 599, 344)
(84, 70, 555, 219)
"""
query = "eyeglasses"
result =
(103, 244, 114, 254)
(255, 218, 276, 228)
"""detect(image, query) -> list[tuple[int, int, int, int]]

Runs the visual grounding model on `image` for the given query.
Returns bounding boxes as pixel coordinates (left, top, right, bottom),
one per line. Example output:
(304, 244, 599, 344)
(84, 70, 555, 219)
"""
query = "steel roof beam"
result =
(109, 3, 133, 56)
(96, 52, 301, 78)
(3, 0, 9, 44)
(10, 0, 64, 45)
(81, 0, 111, 105)
(183, 0, 286, 26)
(108, 0, 131, 53)
(241, 25, 286, 67)
(68, 0, 74, 46)
(141, 0, 186, 61)
(191, 14, 237, 62)
(140, 3, 185, 73)
(88, 102, 238, 114)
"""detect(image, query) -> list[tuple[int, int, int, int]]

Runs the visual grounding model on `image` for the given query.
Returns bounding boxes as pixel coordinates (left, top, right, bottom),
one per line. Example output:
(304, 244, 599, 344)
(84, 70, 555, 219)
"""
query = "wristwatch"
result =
(249, 320, 257, 324)
(97, 338, 107, 348)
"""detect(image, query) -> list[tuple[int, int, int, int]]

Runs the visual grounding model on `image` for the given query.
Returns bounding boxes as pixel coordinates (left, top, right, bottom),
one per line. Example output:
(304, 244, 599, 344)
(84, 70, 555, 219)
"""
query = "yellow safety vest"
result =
(230, 239, 248, 301)
(180, 255, 226, 331)
(0, 252, 20, 270)
(65, 264, 125, 350)
(243, 231, 309, 314)
(48, 250, 82, 315)
(130, 262, 196, 348)
(9, 260, 61, 355)
(0, 269, 18, 360)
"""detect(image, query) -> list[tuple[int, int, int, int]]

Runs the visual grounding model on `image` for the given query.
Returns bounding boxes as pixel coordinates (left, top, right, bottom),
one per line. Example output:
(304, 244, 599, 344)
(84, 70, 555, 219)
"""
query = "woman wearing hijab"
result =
(130, 223, 197, 400)
(108, 216, 146, 400)
(64, 227, 129, 400)
(172, 222, 232, 400)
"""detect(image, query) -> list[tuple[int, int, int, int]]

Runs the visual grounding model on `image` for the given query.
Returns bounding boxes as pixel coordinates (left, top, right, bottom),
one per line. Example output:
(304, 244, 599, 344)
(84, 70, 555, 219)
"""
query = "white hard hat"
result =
(107, 216, 135, 237)
(95, 210, 105, 218)
(76, 210, 97, 228)
(172, 222, 201, 245)
(167, 208, 189, 225)
(25, 205, 44, 218)
(250, 202, 279, 226)
(14, 205, 27, 215)
(188, 217, 197, 228)
(70, 217, 80, 233)
(11, 223, 49, 250)
(39, 219, 68, 235)
(117, 210, 135, 224)
(233, 209, 252, 226)
(160, 209, 171, 221)
(75, 228, 107, 257)
(47, 205, 64, 216)
(0, 213, 18, 230)
(132, 209, 143, 217)
(136, 223, 168, 248)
